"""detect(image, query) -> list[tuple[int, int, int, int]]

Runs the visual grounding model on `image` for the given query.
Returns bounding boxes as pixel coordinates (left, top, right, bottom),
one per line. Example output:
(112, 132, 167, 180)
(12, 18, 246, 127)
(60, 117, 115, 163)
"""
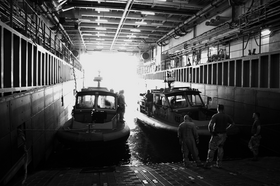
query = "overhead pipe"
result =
(157, 0, 227, 43)
(110, 0, 134, 50)
(205, 16, 231, 26)
(40, 3, 73, 45)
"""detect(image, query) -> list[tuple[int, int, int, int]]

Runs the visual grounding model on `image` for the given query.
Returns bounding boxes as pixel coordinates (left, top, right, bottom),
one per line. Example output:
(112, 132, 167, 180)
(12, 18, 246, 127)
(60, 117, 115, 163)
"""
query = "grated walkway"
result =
(8, 156, 280, 186)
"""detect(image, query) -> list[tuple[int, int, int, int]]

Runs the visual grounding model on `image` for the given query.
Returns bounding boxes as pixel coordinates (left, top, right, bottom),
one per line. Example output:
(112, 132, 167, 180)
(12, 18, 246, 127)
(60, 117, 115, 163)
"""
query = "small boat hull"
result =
(135, 112, 210, 135)
(136, 112, 239, 136)
(57, 119, 130, 146)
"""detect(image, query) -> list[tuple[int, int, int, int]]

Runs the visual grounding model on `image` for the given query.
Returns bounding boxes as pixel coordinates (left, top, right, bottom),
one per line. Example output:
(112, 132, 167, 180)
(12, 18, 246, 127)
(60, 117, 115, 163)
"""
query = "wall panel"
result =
(0, 134, 12, 180)
(10, 95, 31, 130)
(0, 101, 10, 138)
(31, 90, 45, 115)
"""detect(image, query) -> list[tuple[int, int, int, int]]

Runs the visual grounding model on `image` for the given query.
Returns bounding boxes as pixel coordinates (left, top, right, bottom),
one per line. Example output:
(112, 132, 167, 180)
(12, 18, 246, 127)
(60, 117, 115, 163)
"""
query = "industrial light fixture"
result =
(127, 35, 136, 38)
(141, 11, 155, 15)
(62, 7, 74, 12)
(124, 39, 132, 42)
(135, 21, 147, 25)
(79, 19, 91, 22)
(95, 8, 110, 12)
(130, 29, 141, 32)
(138, 36, 149, 39)
(95, 19, 108, 23)
(96, 38, 104, 41)
(96, 46, 104, 49)
(96, 27, 107, 30)
(261, 29, 271, 36)
(82, 33, 92, 36)
(96, 33, 106, 37)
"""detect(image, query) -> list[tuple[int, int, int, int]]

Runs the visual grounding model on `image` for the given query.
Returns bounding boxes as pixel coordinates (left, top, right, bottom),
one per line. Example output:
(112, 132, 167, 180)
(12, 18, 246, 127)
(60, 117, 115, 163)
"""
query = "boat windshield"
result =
(167, 95, 188, 108)
(186, 94, 204, 107)
(97, 95, 116, 109)
(166, 93, 204, 108)
(76, 95, 95, 109)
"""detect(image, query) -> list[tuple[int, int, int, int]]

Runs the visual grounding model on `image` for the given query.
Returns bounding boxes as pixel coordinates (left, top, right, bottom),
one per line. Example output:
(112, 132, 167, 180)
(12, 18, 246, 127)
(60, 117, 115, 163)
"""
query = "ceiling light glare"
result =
(130, 29, 141, 32)
(96, 33, 106, 37)
(124, 39, 132, 42)
(96, 27, 106, 30)
(135, 21, 147, 25)
(96, 38, 104, 41)
(96, 46, 104, 49)
(95, 19, 108, 23)
(95, 8, 110, 12)
(261, 29, 271, 36)
(141, 11, 155, 15)
(139, 36, 149, 39)
(127, 35, 136, 38)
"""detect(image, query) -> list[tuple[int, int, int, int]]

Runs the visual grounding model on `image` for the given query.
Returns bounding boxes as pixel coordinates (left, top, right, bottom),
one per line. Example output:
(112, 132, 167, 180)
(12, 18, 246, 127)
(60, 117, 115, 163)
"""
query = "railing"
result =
(141, 0, 280, 75)
(0, 0, 77, 67)
(143, 50, 280, 90)
(0, 0, 84, 97)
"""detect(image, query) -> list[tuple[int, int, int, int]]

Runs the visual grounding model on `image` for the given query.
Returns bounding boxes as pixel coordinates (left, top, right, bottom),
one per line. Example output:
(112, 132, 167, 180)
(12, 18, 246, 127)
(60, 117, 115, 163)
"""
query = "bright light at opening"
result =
(261, 29, 271, 36)
(79, 52, 141, 129)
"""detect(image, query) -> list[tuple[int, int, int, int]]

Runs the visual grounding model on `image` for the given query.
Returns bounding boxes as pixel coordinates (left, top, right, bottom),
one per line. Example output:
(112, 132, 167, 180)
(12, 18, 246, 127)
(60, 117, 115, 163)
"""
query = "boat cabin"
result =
(139, 86, 215, 125)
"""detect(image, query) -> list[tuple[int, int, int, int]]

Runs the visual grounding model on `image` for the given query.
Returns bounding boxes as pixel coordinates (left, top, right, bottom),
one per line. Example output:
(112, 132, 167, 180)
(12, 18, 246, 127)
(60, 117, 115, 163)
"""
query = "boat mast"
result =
(94, 71, 103, 88)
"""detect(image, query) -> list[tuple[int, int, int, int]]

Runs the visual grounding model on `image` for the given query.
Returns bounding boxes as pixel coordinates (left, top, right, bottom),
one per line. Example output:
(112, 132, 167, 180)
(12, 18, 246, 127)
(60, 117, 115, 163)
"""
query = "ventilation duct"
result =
(141, 52, 150, 60)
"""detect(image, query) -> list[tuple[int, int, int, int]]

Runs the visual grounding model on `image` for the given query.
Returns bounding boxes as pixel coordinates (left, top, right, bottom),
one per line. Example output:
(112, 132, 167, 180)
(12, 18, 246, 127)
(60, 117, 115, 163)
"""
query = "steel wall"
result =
(0, 81, 76, 184)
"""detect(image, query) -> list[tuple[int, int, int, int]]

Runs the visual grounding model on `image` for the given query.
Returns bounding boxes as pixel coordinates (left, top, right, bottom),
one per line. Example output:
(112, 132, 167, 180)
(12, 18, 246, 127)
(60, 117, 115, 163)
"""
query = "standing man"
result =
(204, 104, 235, 168)
(145, 90, 153, 117)
(248, 112, 261, 161)
(118, 90, 126, 122)
(178, 115, 202, 167)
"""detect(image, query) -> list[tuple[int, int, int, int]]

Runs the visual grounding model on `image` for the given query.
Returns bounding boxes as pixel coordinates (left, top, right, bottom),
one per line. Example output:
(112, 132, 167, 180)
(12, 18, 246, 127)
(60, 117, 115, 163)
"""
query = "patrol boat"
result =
(56, 75, 130, 146)
(136, 76, 237, 135)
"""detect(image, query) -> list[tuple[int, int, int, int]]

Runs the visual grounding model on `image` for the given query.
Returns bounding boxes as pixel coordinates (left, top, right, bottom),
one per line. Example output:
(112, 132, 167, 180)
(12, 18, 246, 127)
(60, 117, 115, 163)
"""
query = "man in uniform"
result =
(248, 112, 261, 161)
(178, 115, 202, 167)
(145, 90, 153, 116)
(204, 104, 235, 168)
(118, 90, 126, 122)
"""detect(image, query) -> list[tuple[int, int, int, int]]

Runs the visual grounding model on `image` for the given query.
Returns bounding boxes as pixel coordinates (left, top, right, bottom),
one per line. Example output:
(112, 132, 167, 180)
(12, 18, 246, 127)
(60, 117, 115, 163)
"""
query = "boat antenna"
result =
(94, 71, 103, 88)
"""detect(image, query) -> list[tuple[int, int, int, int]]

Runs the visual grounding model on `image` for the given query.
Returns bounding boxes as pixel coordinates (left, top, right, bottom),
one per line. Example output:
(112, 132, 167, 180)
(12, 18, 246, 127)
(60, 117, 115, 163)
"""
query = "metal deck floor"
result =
(12, 156, 280, 186)
(20, 163, 216, 186)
